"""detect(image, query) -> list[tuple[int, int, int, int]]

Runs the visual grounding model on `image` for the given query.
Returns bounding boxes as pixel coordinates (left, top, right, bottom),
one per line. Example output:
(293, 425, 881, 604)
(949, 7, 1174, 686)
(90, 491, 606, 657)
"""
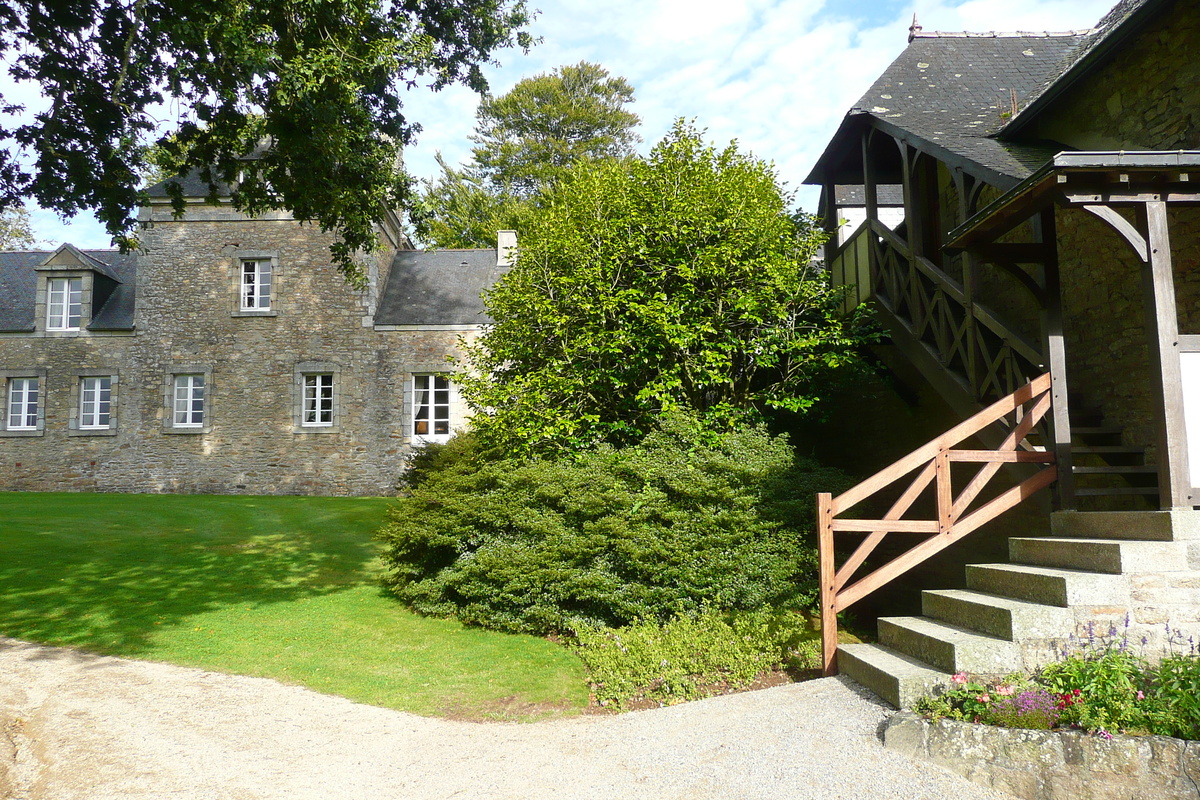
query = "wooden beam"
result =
(968, 243, 1049, 263)
(1081, 204, 1148, 260)
(835, 466, 1057, 612)
(822, 182, 840, 273)
(829, 519, 940, 533)
(987, 257, 1047, 307)
(1140, 201, 1192, 508)
(830, 373, 1051, 515)
(833, 460, 937, 592)
(1039, 207, 1076, 510)
(818, 492, 837, 677)
(949, 390, 1052, 520)
(949, 449, 1056, 463)
(1065, 191, 1200, 205)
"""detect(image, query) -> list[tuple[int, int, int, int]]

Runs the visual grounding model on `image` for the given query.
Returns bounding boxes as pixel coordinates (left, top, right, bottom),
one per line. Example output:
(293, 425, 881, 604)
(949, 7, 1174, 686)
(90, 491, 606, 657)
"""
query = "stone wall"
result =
(1054, 206, 1200, 468)
(0, 201, 477, 496)
(1031, 1, 1200, 152)
(883, 711, 1200, 800)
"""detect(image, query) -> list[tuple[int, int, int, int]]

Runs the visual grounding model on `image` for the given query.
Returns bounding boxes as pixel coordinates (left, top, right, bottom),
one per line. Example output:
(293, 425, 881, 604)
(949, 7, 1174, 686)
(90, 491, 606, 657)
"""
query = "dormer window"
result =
(47, 277, 83, 330)
(242, 259, 272, 310)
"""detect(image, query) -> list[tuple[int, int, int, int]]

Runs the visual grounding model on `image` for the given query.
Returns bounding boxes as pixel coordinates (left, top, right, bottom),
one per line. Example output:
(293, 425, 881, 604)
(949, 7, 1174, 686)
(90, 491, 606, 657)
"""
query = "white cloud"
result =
(13, 0, 1117, 246)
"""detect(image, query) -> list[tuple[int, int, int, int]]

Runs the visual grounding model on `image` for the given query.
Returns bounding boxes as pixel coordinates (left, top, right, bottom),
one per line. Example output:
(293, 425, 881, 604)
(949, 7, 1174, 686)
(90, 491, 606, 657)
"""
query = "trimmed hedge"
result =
(377, 413, 846, 634)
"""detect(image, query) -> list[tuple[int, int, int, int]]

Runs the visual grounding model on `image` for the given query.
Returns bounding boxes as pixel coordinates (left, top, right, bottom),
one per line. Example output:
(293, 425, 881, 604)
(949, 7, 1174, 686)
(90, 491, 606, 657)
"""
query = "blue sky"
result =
(22, 0, 1115, 249)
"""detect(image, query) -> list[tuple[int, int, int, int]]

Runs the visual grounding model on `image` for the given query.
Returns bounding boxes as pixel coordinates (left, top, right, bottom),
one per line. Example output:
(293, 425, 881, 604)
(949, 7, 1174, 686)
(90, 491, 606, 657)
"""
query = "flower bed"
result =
(894, 626, 1200, 798)
(914, 626, 1200, 740)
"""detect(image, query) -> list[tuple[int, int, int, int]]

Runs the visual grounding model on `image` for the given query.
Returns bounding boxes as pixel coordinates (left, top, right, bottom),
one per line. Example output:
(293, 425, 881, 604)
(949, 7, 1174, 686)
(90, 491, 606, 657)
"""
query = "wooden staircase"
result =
(820, 215, 1185, 709)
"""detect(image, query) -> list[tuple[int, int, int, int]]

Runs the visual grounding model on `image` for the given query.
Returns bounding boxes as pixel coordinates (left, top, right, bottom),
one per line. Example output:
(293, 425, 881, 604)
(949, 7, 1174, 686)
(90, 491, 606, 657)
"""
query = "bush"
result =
(574, 607, 818, 708)
(377, 411, 848, 634)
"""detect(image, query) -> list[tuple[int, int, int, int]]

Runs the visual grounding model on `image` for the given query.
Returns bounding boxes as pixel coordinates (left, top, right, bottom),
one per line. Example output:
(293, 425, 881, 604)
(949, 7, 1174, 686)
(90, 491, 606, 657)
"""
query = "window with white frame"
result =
(302, 373, 334, 426)
(241, 259, 272, 310)
(47, 277, 83, 330)
(173, 374, 206, 427)
(413, 374, 451, 441)
(79, 376, 112, 429)
(7, 377, 39, 430)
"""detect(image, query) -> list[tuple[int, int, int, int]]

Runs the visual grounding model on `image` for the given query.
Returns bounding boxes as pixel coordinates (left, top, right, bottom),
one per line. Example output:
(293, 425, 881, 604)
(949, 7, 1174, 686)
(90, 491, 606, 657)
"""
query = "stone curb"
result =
(882, 711, 1200, 799)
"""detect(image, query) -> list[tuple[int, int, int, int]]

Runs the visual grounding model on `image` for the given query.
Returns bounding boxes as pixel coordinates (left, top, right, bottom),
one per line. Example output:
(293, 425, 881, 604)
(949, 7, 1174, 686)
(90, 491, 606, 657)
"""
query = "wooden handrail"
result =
(816, 373, 1057, 677)
(863, 218, 1044, 380)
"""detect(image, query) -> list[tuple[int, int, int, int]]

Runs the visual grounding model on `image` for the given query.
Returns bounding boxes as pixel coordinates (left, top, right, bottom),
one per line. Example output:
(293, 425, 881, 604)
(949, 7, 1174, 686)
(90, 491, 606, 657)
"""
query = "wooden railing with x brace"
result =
(816, 373, 1058, 676)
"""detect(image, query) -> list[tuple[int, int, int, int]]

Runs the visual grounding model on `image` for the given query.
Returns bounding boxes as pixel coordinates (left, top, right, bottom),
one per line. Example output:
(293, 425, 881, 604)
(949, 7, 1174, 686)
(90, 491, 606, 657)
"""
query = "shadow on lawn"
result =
(0, 492, 393, 654)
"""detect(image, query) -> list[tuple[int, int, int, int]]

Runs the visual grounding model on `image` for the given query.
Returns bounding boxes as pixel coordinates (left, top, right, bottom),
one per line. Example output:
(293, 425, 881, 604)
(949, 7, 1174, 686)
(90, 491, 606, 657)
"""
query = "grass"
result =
(0, 492, 589, 720)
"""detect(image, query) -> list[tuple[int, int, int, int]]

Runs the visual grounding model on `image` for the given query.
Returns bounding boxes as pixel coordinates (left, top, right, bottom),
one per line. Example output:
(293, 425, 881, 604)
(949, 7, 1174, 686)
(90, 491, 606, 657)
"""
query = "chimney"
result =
(497, 230, 517, 267)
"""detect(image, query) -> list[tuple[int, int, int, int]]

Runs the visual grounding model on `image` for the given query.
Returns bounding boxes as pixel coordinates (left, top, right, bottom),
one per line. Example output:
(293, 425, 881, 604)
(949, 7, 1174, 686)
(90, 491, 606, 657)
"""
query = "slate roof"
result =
(835, 185, 905, 206)
(375, 249, 504, 326)
(1002, 0, 1162, 135)
(806, 0, 1175, 190)
(821, 33, 1085, 186)
(145, 170, 232, 199)
(0, 250, 137, 331)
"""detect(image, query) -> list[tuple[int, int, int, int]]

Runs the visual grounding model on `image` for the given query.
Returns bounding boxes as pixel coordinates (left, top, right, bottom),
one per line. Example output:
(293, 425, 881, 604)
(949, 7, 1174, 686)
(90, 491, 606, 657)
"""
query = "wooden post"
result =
(817, 491, 838, 677)
(862, 131, 879, 292)
(1140, 201, 1192, 508)
(822, 182, 839, 272)
(954, 171, 981, 397)
(1039, 208, 1075, 510)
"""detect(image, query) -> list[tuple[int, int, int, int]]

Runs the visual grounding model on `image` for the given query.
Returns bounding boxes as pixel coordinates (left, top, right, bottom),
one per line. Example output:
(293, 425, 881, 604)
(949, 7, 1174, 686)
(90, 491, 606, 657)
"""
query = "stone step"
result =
(877, 616, 1020, 674)
(1049, 510, 1189, 541)
(837, 643, 951, 709)
(921, 588, 1075, 641)
(965, 563, 1129, 607)
(1009, 537, 1189, 574)
(1072, 465, 1158, 474)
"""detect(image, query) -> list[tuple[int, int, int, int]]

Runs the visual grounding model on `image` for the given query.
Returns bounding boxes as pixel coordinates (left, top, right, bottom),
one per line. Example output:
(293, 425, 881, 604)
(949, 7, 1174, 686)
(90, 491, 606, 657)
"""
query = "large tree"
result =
(458, 121, 866, 455)
(415, 61, 639, 248)
(0, 0, 533, 281)
(0, 203, 42, 250)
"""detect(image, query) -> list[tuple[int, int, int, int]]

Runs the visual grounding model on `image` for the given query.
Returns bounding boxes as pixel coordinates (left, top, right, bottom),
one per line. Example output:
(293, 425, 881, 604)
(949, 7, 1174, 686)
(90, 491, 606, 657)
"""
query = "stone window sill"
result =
(0, 428, 44, 437)
(68, 427, 119, 437)
(163, 426, 212, 435)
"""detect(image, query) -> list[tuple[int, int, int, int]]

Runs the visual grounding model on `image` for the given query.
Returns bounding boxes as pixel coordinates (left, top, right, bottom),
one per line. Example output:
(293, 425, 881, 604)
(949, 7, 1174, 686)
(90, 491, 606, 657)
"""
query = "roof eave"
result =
(947, 150, 1200, 248)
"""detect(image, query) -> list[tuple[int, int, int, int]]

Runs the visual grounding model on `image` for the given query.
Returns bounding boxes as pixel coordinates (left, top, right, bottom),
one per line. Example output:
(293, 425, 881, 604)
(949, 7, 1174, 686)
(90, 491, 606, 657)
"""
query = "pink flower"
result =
(976, 693, 991, 703)
(1136, 691, 1145, 701)
(995, 684, 1015, 696)
(951, 672, 968, 685)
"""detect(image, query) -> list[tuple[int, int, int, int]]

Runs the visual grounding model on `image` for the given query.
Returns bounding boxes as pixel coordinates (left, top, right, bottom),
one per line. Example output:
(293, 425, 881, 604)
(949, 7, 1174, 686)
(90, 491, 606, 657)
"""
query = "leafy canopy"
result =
(0, 0, 533, 280)
(471, 60, 640, 196)
(415, 61, 640, 248)
(0, 203, 42, 250)
(458, 120, 865, 455)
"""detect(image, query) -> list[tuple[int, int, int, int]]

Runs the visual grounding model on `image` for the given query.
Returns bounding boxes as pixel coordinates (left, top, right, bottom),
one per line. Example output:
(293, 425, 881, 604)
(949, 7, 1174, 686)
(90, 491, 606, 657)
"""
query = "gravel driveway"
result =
(0, 637, 1011, 800)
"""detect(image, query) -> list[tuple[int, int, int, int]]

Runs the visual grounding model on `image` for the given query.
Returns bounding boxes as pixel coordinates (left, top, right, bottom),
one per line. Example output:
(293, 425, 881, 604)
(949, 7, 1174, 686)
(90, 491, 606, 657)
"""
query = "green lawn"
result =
(0, 492, 589, 720)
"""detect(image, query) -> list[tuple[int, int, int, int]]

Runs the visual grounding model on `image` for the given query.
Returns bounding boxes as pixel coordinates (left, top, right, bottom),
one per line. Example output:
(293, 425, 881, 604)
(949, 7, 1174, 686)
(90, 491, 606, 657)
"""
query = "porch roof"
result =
(946, 150, 1200, 249)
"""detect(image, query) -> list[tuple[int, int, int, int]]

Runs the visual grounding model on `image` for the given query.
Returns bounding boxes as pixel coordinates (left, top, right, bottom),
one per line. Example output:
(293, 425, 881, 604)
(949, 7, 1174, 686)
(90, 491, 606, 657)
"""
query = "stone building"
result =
(0, 174, 511, 495)
(805, 0, 1200, 704)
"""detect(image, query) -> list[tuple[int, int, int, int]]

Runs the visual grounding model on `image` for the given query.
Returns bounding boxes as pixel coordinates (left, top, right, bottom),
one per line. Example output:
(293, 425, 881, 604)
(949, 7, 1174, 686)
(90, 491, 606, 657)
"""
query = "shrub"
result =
(574, 607, 817, 708)
(377, 411, 848, 634)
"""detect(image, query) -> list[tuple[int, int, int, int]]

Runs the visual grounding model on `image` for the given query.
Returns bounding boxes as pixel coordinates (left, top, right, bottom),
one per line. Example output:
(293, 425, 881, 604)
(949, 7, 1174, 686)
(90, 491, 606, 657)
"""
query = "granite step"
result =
(921, 588, 1075, 641)
(837, 643, 952, 709)
(1049, 510, 1184, 541)
(965, 563, 1129, 607)
(1009, 537, 1189, 574)
(878, 616, 1020, 674)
